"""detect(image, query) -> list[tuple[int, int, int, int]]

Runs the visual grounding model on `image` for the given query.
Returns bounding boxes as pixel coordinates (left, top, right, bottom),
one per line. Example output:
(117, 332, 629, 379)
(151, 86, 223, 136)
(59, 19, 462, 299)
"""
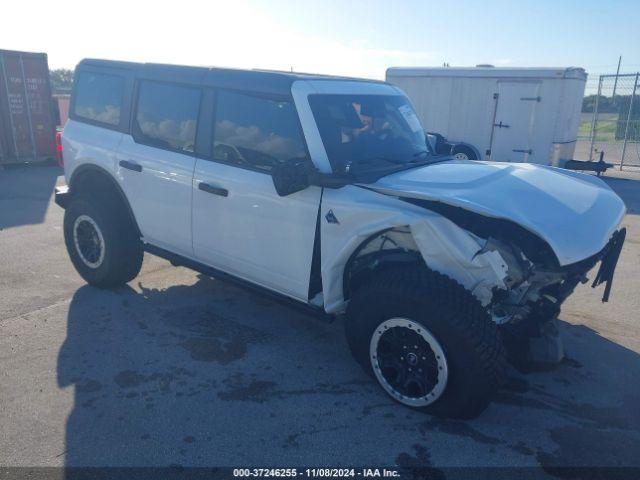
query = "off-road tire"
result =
(346, 265, 506, 419)
(63, 197, 143, 288)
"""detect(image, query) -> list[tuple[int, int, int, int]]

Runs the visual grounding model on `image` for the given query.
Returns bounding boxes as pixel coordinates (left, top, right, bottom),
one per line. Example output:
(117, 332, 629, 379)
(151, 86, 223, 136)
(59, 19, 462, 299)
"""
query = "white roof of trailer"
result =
(386, 67, 587, 80)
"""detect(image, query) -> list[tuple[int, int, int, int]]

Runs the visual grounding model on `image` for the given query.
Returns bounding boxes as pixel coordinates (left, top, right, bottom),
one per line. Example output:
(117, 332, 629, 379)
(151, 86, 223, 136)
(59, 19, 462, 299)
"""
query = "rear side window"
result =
(212, 90, 307, 172)
(134, 81, 201, 153)
(74, 72, 124, 126)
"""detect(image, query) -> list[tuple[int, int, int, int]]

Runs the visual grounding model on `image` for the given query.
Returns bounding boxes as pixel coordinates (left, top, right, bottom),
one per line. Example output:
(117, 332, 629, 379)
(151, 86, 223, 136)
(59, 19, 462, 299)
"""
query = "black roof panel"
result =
(78, 58, 386, 96)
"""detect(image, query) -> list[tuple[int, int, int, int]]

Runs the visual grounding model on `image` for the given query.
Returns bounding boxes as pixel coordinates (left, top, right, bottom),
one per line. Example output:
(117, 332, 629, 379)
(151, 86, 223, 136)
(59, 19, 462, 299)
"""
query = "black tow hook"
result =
(591, 228, 627, 302)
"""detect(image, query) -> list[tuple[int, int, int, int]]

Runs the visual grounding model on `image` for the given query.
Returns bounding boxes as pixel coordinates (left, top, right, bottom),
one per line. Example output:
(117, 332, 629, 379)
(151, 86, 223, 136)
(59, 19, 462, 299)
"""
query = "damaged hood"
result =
(361, 160, 626, 266)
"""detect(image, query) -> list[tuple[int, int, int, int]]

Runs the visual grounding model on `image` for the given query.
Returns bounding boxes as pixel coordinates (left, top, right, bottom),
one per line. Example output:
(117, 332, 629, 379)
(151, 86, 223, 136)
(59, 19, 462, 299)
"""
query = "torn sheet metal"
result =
(320, 185, 509, 314)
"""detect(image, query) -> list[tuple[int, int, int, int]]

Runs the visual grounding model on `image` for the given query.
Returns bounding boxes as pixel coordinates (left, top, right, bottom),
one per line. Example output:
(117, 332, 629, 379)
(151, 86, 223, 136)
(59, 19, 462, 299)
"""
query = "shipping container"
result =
(0, 49, 57, 164)
(386, 66, 587, 166)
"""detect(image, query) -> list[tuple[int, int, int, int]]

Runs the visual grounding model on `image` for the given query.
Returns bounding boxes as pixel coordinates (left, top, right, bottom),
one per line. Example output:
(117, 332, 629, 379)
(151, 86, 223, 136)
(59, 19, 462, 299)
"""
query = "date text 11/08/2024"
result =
(232, 468, 400, 478)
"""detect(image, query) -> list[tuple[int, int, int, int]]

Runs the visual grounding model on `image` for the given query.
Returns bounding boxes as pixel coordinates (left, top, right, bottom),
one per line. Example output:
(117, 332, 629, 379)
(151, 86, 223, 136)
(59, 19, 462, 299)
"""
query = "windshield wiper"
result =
(347, 157, 403, 173)
(359, 156, 405, 165)
(387, 154, 451, 174)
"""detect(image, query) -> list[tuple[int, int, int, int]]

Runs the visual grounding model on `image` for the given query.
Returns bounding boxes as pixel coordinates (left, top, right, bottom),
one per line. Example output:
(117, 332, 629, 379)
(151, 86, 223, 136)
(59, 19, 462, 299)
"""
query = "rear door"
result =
(490, 81, 540, 163)
(116, 79, 201, 257)
(192, 89, 321, 301)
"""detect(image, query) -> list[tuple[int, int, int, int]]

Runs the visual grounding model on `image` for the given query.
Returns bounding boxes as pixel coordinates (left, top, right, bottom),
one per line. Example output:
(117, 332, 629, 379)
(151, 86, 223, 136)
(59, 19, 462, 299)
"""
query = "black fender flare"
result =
(68, 164, 141, 236)
(342, 228, 423, 300)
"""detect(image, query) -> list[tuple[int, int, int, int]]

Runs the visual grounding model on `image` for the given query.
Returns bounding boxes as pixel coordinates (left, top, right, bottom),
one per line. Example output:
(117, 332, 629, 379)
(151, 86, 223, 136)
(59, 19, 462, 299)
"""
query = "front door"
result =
(192, 89, 321, 301)
(490, 82, 540, 163)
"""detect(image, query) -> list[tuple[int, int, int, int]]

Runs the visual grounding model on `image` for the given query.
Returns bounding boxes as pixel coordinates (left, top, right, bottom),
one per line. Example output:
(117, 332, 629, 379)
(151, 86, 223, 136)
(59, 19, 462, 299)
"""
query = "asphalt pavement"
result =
(1, 164, 639, 477)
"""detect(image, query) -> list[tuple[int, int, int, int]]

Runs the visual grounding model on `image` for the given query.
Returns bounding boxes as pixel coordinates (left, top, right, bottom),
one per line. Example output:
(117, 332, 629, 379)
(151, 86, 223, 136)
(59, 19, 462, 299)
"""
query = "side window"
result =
(73, 72, 124, 126)
(212, 90, 307, 172)
(133, 81, 200, 153)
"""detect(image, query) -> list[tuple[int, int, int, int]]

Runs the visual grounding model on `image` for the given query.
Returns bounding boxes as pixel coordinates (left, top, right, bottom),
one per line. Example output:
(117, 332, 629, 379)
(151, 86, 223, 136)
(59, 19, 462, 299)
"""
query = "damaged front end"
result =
(340, 162, 626, 369)
(406, 199, 626, 327)
(403, 198, 625, 369)
(342, 196, 625, 333)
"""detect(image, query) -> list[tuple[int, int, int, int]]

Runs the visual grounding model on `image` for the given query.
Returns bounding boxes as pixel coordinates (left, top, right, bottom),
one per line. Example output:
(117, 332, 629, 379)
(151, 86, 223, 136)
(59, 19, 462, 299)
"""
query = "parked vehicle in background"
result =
(0, 49, 57, 165)
(425, 131, 480, 160)
(56, 59, 625, 418)
(386, 66, 587, 166)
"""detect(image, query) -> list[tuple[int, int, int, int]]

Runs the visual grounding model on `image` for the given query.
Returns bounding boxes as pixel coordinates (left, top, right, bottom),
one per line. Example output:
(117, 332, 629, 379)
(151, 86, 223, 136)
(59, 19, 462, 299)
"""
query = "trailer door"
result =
(490, 82, 540, 163)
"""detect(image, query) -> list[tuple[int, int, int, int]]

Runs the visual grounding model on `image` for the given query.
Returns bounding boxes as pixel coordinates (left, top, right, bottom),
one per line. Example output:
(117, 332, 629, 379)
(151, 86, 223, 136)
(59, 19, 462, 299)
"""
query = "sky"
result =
(2, 0, 639, 91)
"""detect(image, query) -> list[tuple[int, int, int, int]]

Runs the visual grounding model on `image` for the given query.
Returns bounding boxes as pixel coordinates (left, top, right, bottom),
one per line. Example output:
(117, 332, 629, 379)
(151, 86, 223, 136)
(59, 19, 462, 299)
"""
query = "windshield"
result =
(309, 94, 434, 176)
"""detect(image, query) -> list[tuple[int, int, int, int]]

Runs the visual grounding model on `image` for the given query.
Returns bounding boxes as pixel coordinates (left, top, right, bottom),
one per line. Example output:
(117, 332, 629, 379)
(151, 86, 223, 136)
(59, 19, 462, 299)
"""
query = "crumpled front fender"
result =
(320, 186, 509, 314)
(410, 215, 508, 306)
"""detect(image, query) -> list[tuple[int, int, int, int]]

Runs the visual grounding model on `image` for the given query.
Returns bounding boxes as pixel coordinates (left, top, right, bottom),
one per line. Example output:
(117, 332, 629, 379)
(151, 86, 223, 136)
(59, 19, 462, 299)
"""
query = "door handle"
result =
(513, 149, 533, 154)
(198, 182, 228, 197)
(119, 160, 142, 172)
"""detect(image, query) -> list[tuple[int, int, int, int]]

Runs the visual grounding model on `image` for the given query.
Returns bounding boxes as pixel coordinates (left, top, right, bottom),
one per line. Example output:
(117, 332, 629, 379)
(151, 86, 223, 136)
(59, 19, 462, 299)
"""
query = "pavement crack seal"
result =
(216, 373, 370, 403)
(0, 297, 72, 324)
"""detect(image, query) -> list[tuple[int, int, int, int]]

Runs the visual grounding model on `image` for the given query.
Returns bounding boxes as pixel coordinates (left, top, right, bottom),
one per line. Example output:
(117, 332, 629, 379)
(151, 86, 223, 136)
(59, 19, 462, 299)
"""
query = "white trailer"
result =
(386, 67, 587, 166)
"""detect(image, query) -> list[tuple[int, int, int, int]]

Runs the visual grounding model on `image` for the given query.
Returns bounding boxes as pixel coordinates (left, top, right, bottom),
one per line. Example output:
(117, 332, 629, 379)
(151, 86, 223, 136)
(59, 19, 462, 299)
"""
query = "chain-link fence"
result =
(579, 73, 640, 169)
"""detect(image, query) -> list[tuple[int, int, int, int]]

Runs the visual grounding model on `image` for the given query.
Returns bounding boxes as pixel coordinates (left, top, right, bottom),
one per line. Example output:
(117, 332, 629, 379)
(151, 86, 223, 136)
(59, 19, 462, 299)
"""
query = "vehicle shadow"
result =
(0, 164, 62, 229)
(602, 175, 640, 215)
(57, 276, 640, 474)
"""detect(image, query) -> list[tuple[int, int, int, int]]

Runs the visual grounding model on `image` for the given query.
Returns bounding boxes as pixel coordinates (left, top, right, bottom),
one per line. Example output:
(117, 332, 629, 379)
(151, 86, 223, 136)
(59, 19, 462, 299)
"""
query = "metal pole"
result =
(620, 72, 638, 170)
(589, 75, 602, 161)
(612, 55, 622, 100)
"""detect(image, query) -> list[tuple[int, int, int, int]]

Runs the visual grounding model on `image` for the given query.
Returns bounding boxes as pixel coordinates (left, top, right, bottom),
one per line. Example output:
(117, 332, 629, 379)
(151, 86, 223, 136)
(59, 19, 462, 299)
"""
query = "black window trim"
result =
(201, 86, 313, 176)
(130, 78, 203, 157)
(70, 68, 131, 133)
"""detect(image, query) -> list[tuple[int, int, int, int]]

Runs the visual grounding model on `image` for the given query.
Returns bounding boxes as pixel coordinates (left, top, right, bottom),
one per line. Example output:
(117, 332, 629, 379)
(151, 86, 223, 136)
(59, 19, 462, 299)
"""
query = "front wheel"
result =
(369, 317, 449, 407)
(63, 197, 143, 288)
(346, 266, 506, 419)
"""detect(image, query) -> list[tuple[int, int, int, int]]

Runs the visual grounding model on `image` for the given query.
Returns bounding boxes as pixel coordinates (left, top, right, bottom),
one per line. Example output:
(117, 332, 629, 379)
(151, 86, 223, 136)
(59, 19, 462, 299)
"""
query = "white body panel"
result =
(115, 135, 195, 257)
(386, 67, 587, 166)
(62, 120, 122, 184)
(192, 159, 321, 301)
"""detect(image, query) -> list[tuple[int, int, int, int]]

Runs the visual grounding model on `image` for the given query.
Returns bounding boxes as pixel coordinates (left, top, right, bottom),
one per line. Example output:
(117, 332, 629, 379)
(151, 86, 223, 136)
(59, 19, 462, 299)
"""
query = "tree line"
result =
(50, 69, 73, 94)
(582, 94, 637, 114)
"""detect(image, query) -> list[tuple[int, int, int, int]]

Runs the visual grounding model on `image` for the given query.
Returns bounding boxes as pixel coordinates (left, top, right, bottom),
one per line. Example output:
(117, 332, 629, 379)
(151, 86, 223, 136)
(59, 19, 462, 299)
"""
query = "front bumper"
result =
(54, 185, 70, 209)
(562, 227, 627, 302)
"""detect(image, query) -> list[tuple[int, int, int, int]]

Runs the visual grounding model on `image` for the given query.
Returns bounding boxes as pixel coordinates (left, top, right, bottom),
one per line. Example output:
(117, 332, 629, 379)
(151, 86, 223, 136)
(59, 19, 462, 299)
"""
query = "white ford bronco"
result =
(56, 59, 626, 418)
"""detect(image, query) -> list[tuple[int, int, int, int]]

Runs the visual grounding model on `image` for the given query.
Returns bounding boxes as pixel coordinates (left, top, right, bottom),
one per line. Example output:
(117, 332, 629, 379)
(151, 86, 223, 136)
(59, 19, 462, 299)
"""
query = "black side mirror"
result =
(271, 160, 352, 196)
(271, 160, 311, 196)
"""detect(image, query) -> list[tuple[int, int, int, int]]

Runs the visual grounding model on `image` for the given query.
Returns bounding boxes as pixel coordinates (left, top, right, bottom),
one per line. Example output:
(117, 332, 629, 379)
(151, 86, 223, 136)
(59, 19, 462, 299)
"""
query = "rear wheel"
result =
(346, 265, 506, 419)
(64, 197, 143, 288)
